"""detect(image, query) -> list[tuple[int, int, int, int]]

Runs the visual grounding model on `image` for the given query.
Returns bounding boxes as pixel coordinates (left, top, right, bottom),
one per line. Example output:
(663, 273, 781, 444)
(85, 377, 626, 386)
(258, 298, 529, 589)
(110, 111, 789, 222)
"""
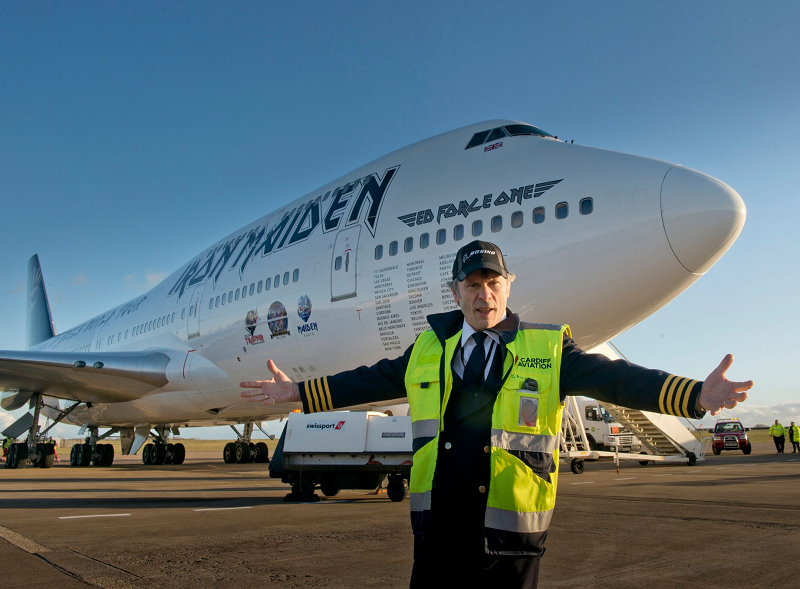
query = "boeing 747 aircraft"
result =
(0, 120, 745, 468)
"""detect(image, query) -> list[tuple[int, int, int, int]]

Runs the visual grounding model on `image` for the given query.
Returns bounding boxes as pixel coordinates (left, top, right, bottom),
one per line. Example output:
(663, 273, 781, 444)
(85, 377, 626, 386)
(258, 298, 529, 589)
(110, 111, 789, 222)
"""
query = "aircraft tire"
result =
(234, 442, 250, 464)
(78, 443, 92, 467)
(92, 444, 105, 466)
(164, 443, 174, 465)
(40, 452, 55, 468)
(152, 444, 166, 465)
(254, 442, 269, 463)
(142, 444, 152, 464)
(172, 443, 186, 465)
(70, 444, 79, 466)
(102, 443, 114, 466)
(222, 442, 235, 463)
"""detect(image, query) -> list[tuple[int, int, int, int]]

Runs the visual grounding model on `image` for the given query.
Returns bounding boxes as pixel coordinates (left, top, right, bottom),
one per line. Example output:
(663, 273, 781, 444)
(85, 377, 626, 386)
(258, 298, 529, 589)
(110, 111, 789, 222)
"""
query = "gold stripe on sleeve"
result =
(322, 376, 333, 411)
(663, 376, 681, 416)
(307, 379, 320, 413)
(681, 379, 699, 417)
(313, 378, 326, 413)
(659, 375, 677, 414)
(671, 378, 691, 417)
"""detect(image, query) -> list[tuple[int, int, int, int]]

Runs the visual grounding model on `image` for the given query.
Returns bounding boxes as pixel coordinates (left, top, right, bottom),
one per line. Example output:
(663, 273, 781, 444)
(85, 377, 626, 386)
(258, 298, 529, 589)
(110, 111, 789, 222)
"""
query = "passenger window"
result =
(533, 207, 545, 224)
(209, 299, 214, 310)
(580, 198, 593, 215)
(283, 272, 289, 285)
(266, 277, 271, 290)
(511, 211, 523, 228)
(274, 274, 280, 288)
(235, 289, 240, 301)
(171, 313, 175, 322)
(404, 237, 413, 253)
(257, 280, 263, 293)
(293, 269, 299, 282)
(241, 287, 246, 299)
(125, 329, 128, 339)
(436, 229, 446, 245)
(389, 241, 398, 256)
(420, 233, 429, 249)
(215, 296, 220, 307)
(229, 290, 234, 302)
(375, 244, 383, 260)
(221, 294, 226, 305)
(250, 283, 255, 296)
(472, 220, 483, 237)
(556, 202, 569, 219)
(491, 216, 502, 233)
(157, 318, 161, 328)
(181, 309, 186, 320)
(335, 256, 342, 270)
(454, 224, 464, 241)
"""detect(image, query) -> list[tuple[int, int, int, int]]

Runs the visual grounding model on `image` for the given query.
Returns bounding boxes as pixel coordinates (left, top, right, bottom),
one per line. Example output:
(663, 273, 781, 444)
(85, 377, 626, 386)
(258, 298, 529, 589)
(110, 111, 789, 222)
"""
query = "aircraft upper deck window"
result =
(389, 241, 398, 256)
(533, 206, 545, 224)
(472, 220, 483, 237)
(375, 244, 383, 260)
(491, 215, 502, 233)
(454, 224, 464, 241)
(580, 198, 593, 215)
(511, 211, 523, 228)
(420, 233, 429, 249)
(283, 271, 289, 285)
(404, 237, 413, 253)
(503, 124, 554, 138)
(556, 202, 569, 220)
(293, 269, 299, 282)
(436, 229, 446, 245)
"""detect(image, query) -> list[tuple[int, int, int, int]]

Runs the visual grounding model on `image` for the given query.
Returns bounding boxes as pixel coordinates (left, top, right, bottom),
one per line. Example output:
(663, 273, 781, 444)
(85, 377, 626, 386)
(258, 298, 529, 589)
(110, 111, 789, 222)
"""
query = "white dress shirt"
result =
(452, 315, 506, 381)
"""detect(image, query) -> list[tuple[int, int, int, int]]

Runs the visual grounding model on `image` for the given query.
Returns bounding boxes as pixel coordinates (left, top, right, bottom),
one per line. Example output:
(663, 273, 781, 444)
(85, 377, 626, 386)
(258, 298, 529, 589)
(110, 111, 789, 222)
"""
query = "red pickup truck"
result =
(712, 418, 752, 455)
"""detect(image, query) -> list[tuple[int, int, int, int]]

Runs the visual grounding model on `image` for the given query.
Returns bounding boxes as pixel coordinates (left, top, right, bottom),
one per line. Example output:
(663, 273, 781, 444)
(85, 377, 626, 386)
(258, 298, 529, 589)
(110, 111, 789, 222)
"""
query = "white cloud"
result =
(146, 272, 167, 288)
(691, 400, 800, 428)
(0, 412, 15, 431)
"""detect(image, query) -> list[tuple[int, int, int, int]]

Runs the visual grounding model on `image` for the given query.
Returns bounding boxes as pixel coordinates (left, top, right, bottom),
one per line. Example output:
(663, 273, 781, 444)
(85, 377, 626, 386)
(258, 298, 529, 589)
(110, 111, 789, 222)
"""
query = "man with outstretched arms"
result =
(241, 239, 753, 589)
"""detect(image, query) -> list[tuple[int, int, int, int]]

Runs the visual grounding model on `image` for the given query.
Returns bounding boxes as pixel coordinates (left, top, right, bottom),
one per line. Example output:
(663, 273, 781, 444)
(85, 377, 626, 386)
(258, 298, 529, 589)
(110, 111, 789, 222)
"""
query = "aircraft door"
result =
(187, 285, 206, 339)
(331, 225, 360, 302)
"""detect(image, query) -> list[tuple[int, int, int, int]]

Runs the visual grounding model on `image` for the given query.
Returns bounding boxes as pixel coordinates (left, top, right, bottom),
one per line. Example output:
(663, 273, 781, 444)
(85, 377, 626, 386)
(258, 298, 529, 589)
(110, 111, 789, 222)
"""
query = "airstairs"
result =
(558, 342, 707, 474)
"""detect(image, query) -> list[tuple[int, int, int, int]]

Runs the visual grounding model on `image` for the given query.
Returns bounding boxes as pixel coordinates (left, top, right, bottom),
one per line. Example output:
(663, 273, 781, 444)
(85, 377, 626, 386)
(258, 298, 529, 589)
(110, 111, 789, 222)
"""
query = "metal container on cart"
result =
(270, 411, 413, 501)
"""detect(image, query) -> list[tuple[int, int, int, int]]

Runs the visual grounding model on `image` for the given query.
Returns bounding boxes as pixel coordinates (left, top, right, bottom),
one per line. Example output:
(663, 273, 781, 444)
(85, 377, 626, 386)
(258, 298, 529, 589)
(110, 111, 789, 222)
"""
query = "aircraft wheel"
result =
(712, 446, 721, 456)
(40, 452, 55, 468)
(142, 444, 152, 464)
(743, 443, 752, 455)
(386, 477, 407, 502)
(172, 443, 186, 465)
(92, 444, 105, 466)
(570, 458, 585, 475)
(234, 442, 251, 464)
(9, 443, 27, 469)
(164, 443, 174, 465)
(102, 443, 115, 466)
(151, 443, 166, 465)
(78, 443, 92, 466)
(222, 442, 235, 464)
(292, 479, 315, 502)
(70, 444, 79, 466)
(254, 442, 269, 463)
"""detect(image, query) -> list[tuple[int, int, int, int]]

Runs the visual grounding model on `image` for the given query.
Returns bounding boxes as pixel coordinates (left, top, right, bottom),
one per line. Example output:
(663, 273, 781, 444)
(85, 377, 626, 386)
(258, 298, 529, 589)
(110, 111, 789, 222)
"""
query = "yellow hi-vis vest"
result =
(405, 323, 569, 550)
(770, 424, 786, 437)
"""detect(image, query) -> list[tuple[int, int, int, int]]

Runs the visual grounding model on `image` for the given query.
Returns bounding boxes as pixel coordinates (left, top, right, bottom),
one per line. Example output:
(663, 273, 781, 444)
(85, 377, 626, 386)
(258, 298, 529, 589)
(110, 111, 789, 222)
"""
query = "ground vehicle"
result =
(711, 418, 751, 455)
(578, 398, 642, 453)
(270, 411, 412, 502)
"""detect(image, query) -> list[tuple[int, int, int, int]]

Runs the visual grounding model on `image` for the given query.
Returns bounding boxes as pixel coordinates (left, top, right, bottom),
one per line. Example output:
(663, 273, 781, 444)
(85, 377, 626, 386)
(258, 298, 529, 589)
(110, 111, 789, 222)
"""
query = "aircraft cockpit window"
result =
(491, 215, 502, 233)
(556, 202, 569, 220)
(436, 228, 446, 245)
(486, 127, 507, 142)
(420, 233, 429, 249)
(375, 244, 383, 260)
(472, 220, 483, 237)
(465, 130, 491, 149)
(511, 211, 523, 228)
(580, 198, 593, 215)
(293, 269, 299, 282)
(404, 237, 413, 253)
(389, 241, 398, 256)
(533, 207, 545, 224)
(454, 224, 464, 241)
(283, 272, 289, 285)
(503, 124, 554, 138)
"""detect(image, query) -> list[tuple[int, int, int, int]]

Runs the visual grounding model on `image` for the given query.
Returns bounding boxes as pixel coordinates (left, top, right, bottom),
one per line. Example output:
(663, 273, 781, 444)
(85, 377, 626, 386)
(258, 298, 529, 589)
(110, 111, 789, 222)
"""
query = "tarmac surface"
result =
(1, 442, 799, 588)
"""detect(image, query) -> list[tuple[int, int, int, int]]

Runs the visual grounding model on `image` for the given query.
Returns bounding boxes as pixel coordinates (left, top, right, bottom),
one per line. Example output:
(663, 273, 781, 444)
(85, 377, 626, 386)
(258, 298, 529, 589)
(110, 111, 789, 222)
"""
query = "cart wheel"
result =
(320, 480, 340, 497)
(292, 479, 315, 501)
(386, 477, 407, 502)
(570, 458, 585, 475)
(639, 451, 650, 466)
(687, 452, 697, 466)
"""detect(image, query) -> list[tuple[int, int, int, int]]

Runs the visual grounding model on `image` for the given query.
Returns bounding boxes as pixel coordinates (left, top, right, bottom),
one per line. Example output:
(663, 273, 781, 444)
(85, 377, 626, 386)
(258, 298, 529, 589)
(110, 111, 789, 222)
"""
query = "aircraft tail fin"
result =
(26, 254, 56, 349)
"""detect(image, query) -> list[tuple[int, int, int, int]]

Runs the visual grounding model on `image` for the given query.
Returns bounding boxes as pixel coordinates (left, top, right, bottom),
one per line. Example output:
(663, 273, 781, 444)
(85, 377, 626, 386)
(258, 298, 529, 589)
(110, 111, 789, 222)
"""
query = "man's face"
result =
(451, 269, 510, 331)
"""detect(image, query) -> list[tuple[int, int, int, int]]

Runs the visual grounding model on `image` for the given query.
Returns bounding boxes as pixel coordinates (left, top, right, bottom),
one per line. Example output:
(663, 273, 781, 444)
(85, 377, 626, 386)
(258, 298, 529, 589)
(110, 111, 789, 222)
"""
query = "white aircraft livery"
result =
(0, 120, 746, 468)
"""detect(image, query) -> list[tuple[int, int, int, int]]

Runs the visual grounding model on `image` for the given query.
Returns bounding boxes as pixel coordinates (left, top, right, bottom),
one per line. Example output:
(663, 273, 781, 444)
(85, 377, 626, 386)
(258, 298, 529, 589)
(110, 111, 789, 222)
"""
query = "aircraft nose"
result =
(660, 166, 746, 274)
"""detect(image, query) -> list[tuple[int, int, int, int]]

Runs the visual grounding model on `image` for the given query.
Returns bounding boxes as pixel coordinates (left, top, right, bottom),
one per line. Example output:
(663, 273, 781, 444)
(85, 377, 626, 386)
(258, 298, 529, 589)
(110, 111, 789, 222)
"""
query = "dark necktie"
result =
(464, 331, 487, 389)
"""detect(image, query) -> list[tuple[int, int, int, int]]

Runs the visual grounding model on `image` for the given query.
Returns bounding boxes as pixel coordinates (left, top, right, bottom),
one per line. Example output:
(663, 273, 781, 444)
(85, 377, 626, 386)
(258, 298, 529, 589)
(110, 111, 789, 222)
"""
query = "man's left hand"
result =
(698, 354, 753, 416)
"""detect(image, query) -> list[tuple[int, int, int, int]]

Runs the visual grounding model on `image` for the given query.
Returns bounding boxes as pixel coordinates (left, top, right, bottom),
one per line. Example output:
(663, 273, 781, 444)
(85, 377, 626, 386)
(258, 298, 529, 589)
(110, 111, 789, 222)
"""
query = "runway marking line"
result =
(652, 474, 673, 477)
(614, 477, 635, 481)
(193, 506, 253, 512)
(715, 467, 732, 470)
(570, 481, 595, 485)
(59, 514, 131, 520)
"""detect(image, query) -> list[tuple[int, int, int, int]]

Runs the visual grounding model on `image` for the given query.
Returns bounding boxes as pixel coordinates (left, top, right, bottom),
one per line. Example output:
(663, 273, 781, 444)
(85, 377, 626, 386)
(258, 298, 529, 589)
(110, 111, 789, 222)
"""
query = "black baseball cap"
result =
(452, 240, 509, 281)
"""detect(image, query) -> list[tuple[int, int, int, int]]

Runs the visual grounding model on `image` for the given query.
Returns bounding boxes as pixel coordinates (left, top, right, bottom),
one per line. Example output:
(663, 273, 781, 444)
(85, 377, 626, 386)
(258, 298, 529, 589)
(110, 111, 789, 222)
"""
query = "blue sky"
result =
(1, 2, 798, 438)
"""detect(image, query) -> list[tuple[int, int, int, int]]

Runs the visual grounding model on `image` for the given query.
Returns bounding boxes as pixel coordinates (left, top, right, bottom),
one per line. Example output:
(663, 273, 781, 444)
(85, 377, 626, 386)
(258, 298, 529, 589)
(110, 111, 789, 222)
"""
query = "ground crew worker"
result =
(2, 437, 10, 463)
(241, 240, 753, 589)
(788, 421, 800, 453)
(770, 420, 786, 453)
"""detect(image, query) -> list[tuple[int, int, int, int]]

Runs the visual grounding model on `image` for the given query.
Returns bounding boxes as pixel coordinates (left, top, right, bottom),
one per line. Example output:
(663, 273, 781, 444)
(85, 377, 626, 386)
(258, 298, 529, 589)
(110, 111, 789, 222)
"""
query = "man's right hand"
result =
(240, 359, 300, 405)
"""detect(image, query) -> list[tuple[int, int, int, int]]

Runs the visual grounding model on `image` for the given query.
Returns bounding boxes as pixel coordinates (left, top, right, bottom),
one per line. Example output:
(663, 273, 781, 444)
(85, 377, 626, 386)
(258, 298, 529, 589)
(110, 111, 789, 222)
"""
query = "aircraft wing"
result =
(0, 349, 171, 406)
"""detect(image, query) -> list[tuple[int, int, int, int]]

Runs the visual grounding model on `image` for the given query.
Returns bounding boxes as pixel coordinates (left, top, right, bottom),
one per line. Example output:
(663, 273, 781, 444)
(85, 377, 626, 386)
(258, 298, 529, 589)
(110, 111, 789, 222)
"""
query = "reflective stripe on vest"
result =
(405, 323, 570, 551)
